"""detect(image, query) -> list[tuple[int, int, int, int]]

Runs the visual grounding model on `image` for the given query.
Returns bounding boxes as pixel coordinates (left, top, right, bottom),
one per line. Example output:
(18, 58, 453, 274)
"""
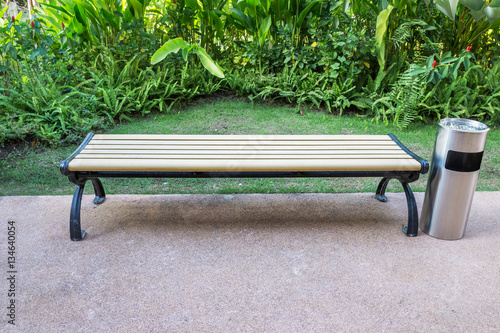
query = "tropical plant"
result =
(374, 0, 434, 69)
(419, 62, 500, 123)
(151, 37, 225, 78)
(410, 47, 476, 83)
(158, 0, 197, 44)
(185, 0, 228, 52)
(0, 68, 102, 145)
(0, 9, 25, 74)
(434, 0, 500, 55)
(355, 65, 424, 128)
(38, 0, 152, 48)
(228, 0, 329, 47)
(2, 0, 500, 146)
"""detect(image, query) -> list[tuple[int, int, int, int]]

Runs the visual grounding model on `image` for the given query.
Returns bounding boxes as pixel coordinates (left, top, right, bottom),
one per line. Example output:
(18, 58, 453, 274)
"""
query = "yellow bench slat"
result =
(92, 134, 393, 141)
(74, 154, 413, 159)
(88, 140, 397, 146)
(78, 149, 405, 155)
(81, 145, 402, 151)
(68, 158, 422, 172)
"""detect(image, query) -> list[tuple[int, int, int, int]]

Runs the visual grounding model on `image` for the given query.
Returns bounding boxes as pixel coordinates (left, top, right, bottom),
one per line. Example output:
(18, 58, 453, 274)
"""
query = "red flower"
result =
(12, 16, 15, 22)
(31, 21, 35, 29)
(62, 22, 65, 29)
(432, 60, 437, 69)
(466, 46, 471, 52)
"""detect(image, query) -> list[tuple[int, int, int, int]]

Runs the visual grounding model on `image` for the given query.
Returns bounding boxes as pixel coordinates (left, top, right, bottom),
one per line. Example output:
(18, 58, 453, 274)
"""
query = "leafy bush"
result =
(0, 1, 499, 145)
(419, 62, 500, 124)
(0, 68, 106, 145)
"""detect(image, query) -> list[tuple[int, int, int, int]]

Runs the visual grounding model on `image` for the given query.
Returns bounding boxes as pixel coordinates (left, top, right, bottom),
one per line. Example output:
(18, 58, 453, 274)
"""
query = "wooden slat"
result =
(74, 154, 412, 159)
(92, 134, 393, 141)
(68, 158, 422, 172)
(78, 149, 404, 155)
(81, 145, 402, 151)
(88, 140, 395, 146)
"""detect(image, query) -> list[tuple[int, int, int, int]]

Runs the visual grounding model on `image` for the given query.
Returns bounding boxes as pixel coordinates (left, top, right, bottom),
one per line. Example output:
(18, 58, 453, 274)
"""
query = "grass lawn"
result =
(1, 97, 499, 196)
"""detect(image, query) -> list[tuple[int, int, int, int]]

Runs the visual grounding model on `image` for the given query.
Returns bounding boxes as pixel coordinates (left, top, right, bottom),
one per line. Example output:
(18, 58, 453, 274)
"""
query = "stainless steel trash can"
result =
(420, 118, 489, 240)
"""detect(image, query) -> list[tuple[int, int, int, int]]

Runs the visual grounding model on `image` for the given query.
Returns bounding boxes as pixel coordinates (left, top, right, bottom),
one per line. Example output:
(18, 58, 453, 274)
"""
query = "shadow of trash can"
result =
(420, 118, 489, 240)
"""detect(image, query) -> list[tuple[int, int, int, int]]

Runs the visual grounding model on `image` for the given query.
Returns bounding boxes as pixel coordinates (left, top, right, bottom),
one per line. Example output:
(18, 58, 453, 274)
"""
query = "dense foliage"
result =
(1, 0, 499, 145)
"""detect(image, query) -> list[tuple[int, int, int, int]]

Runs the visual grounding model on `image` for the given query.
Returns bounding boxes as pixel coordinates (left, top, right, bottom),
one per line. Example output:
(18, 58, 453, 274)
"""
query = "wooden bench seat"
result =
(67, 134, 423, 172)
(61, 133, 428, 241)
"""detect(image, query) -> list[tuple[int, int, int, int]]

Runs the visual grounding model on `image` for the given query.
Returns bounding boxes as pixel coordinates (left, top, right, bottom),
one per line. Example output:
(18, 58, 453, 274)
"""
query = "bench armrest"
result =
(60, 133, 95, 176)
(389, 134, 429, 174)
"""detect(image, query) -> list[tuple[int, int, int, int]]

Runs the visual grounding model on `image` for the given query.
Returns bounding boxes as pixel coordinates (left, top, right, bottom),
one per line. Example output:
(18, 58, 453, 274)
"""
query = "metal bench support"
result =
(65, 171, 423, 241)
(91, 178, 106, 204)
(61, 132, 428, 241)
(68, 177, 106, 241)
(70, 183, 86, 241)
(376, 177, 418, 237)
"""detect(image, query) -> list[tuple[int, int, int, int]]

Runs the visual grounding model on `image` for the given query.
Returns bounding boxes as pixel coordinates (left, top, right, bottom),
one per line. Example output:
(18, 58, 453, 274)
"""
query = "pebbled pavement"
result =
(1, 192, 499, 332)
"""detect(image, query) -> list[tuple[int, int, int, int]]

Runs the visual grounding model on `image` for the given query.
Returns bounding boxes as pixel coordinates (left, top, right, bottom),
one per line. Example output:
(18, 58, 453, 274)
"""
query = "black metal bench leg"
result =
(375, 177, 391, 202)
(401, 182, 418, 237)
(91, 178, 106, 204)
(70, 183, 87, 241)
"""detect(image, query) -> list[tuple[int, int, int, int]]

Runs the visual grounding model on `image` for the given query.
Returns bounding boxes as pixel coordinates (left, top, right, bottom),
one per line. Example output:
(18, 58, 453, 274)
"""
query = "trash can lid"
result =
(439, 118, 489, 133)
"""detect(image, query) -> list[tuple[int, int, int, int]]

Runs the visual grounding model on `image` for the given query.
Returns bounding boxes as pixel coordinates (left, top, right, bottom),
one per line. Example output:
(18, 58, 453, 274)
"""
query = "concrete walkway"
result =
(1, 192, 499, 332)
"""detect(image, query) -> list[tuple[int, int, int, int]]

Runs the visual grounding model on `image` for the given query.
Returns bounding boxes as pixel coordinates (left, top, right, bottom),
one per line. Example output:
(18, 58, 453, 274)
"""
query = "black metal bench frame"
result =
(61, 133, 429, 241)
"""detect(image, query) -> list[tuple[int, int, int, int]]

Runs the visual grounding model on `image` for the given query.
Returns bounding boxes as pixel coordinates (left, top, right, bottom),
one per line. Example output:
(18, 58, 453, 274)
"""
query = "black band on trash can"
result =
(445, 150, 484, 172)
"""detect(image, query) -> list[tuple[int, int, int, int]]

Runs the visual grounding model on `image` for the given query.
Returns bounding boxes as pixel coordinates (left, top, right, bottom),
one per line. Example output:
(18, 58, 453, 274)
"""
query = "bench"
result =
(60, 133, 429, 241)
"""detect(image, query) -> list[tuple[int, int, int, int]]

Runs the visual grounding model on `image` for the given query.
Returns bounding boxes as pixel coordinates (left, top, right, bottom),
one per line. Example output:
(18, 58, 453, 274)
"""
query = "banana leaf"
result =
(375, 5, 394, 69)
(192, 47, 225, 78)
(435, 0, 459, 20)
(468, 10, 486, 21)
(229, 8, 256, 32)
(151, 38, 189, 65)
(485, 5, 500, 24)
(459, 0, 485, 11)
(258, 15, 272, 46)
